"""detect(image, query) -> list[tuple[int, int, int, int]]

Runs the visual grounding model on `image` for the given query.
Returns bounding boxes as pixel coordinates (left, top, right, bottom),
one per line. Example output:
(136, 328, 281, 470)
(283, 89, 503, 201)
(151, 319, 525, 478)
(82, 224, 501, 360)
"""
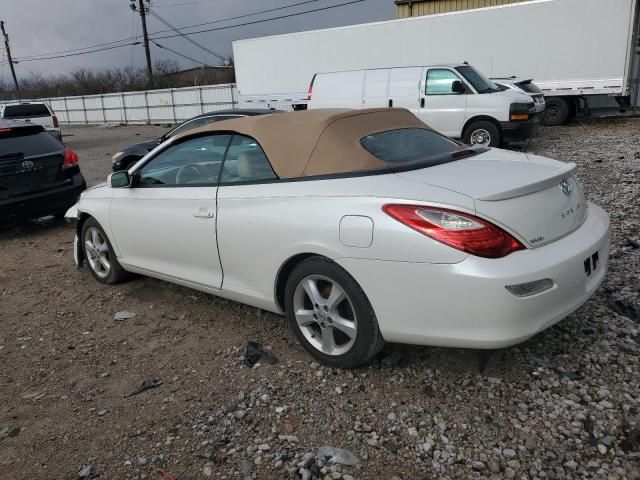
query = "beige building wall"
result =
(396, 0, 530, 18)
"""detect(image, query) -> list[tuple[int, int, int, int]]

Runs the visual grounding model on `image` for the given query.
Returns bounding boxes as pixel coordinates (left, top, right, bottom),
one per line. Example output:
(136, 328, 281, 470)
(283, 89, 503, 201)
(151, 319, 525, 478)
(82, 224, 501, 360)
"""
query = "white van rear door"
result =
(309, 71, 365, 109)
(363, 69, 389, 108)
(388, 67, 422, 112)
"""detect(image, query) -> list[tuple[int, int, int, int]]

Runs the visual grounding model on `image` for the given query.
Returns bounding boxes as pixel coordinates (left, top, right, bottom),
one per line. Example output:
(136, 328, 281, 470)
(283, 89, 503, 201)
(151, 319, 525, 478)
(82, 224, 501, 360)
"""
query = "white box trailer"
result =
(233, 0, 640, 124)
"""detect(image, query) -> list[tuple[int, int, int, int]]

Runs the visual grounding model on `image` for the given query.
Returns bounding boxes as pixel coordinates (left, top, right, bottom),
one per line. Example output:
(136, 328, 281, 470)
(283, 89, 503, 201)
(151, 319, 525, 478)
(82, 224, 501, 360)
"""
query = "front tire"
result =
(463, 120, 501, 147)
(284, 257, 384, 368)
(81, 217, 129, 284)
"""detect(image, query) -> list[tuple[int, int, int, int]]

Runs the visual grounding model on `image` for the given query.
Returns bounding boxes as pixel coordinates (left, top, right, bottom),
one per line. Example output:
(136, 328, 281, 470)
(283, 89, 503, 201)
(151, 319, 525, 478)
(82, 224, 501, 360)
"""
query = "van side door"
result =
(387, 67, 422, 112)
(362, 69, 389, 108)
(418, 68, 469, 138)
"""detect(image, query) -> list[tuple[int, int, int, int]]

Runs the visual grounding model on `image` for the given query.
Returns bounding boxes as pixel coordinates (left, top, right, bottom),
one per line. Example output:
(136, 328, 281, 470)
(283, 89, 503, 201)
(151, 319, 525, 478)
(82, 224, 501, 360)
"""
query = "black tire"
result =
(80, 217, 129, 284)
(542, 97, 570, 126)
(463, 120, 501, 147)
(284, 256, 384, 368)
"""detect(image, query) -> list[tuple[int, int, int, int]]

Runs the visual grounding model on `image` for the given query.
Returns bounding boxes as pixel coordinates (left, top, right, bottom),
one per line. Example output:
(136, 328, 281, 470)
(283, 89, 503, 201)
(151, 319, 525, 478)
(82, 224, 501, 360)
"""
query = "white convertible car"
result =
(66, 108, 610, 368)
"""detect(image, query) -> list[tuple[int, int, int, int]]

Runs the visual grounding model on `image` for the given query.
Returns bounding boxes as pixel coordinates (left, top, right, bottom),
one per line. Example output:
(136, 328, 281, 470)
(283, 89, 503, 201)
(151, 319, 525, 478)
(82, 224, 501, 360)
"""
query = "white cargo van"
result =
(308, 64, 538, 147)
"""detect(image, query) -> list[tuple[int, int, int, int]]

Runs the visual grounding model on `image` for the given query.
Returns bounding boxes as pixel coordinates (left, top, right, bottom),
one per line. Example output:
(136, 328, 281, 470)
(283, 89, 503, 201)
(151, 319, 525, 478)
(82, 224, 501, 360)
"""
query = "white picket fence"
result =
(1, 83, 238, 126)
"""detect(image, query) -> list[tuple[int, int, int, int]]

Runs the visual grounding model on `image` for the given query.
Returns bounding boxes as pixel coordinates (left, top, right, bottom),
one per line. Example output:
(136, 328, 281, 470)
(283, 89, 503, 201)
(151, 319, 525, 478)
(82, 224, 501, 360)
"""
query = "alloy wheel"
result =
(84, 226, 111, 278)
(293, 275, 358, 356)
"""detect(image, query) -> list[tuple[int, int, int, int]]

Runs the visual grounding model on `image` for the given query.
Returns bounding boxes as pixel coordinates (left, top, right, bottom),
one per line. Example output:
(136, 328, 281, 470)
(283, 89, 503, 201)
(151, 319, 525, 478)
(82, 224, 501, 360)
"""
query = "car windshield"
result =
(455, 66, 500, 94)
(3, 104, 51, 118)
(360, 128, 480, 168)
(0, 128, 63, 158)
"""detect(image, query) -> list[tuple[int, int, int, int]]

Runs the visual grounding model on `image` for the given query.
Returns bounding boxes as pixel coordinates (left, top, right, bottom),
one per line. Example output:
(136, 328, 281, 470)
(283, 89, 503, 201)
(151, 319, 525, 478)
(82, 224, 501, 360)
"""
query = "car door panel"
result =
(110, 187, 221, 288)
(418, 68, 468, 138)
(109, 134, 231, 289)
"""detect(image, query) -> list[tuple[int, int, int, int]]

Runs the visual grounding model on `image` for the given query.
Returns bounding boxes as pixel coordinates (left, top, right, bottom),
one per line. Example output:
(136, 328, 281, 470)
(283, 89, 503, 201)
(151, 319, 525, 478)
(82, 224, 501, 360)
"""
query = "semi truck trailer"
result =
(233, 0, 640, 125)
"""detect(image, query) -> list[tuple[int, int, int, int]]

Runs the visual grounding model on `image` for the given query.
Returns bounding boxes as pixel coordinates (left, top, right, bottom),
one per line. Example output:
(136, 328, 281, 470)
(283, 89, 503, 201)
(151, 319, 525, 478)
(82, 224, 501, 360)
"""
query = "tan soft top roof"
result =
(177, 108, 427, 179)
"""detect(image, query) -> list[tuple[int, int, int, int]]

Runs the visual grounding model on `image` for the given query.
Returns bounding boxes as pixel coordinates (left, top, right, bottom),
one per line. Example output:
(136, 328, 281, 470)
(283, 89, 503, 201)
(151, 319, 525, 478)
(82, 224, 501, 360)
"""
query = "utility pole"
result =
(0, 21, 19, 91)
(131, 0, 154, 89)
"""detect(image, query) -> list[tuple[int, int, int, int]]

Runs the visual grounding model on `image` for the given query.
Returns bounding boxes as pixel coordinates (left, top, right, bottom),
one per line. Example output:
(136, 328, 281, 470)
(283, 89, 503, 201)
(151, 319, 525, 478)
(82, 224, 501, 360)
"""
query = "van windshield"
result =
(455, 66, 500, 94)
(360, 128, 483, 169)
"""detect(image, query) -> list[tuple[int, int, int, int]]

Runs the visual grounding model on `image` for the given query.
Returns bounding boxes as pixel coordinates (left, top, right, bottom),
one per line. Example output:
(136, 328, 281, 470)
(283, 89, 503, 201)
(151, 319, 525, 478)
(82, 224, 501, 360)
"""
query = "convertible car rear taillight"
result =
(383, 205, 525, 258)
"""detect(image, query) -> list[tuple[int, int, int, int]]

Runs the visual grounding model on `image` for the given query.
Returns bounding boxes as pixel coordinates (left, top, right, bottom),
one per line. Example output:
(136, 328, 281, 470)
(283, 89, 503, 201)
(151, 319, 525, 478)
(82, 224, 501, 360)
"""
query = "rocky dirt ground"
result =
(0, 119, 639, 480)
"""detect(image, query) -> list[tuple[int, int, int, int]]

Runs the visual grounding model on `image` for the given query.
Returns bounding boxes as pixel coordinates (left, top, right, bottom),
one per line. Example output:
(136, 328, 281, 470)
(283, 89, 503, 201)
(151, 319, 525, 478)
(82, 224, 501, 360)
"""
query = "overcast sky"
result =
(0, 0, 395, 80)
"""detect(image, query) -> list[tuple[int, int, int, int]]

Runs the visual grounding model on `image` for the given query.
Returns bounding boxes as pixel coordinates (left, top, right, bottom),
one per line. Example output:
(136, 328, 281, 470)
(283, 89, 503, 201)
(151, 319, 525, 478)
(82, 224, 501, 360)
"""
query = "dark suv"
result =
(0, 120, 86, 225)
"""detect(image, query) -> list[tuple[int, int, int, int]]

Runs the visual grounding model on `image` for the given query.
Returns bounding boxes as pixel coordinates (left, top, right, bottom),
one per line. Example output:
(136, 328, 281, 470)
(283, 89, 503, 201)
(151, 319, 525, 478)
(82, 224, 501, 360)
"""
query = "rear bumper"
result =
(500, 115, 540, 144)
(0, 173, 86, 223)
(338, 202, 610, 349)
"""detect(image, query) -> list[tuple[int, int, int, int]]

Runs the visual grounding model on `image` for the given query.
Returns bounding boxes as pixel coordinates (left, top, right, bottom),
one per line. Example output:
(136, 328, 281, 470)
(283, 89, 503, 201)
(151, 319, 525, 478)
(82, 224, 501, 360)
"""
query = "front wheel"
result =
(81, 217, 129, 284)
(284, 257, 384, 368)
(463, 120, 501, 147)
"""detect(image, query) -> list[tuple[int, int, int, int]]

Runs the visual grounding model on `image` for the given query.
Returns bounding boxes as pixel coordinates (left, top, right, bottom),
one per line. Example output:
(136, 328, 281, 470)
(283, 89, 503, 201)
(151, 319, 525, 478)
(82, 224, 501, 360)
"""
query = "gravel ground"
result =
(0, 119, 639, 480)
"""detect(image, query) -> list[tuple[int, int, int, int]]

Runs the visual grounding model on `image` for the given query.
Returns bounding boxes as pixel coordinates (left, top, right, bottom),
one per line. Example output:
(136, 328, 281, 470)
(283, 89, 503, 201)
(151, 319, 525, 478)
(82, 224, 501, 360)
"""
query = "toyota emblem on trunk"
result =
(21, 160, 34, 169)
(560, 178, 573, 196)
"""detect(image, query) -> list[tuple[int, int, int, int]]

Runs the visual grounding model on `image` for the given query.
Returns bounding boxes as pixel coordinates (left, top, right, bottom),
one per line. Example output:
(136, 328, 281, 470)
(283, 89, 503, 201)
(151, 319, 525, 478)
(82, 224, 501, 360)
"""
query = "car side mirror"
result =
(452, 80, 465, 94)
(109, 171, 131, 188)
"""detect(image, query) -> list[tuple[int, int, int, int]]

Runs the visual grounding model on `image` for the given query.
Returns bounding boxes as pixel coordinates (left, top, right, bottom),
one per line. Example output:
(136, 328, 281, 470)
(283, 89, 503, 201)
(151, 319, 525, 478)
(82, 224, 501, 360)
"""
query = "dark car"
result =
(111, 109, 281, 171)
(0, 120, 86, 225)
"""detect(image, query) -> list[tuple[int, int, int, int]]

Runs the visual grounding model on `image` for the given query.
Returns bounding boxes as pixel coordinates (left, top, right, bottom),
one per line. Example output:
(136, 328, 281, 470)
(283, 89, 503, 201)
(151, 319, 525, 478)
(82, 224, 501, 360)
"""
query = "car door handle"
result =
(420, 98, 425, 108)
(388, 99, 393, 108)
(193, 207, 214, 218)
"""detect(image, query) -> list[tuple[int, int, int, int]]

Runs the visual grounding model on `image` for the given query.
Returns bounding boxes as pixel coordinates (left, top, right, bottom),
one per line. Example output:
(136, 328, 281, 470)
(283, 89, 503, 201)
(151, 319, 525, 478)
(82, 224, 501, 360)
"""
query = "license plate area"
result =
(583, 250, 600, 278)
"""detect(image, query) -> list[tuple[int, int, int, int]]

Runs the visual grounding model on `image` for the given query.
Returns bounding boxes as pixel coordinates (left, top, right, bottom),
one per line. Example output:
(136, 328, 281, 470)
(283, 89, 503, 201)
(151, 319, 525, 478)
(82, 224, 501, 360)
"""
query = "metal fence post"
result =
(170, 88, 177, 123)
(230, 84, 235, 108)
(63, 97, 70, 126)
(121, 93, 128, 125)
(144, 91, 151, 124)
(198, 86, 204, 114)
(80, 96, 88, 125)
(100, 94, 106, 124)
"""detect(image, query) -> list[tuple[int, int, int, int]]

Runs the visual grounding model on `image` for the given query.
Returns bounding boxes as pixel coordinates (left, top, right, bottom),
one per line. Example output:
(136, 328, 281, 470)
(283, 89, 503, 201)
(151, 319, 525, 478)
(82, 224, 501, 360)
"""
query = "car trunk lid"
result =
(395, 149, 588, 248)
(0, 126, 67, 199)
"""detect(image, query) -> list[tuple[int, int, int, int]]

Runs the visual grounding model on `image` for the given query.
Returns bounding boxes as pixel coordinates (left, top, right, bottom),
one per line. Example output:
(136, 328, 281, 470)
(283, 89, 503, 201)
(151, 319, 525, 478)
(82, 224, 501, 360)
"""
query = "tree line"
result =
(0, 60, 210, 100)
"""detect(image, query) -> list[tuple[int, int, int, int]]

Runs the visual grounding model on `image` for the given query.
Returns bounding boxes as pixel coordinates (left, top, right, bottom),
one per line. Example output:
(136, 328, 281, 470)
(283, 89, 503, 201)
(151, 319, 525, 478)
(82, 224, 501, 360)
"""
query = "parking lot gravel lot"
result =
(1, 119, 639, 480)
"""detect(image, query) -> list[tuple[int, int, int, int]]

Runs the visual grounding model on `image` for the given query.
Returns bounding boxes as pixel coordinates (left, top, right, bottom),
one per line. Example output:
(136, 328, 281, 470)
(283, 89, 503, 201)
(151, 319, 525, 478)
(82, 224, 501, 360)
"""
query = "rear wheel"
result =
(542, 97, 570, 126)
(463, 120, 501, 147)
(81, 217, 129, 284)
(284, 257, 384, 368)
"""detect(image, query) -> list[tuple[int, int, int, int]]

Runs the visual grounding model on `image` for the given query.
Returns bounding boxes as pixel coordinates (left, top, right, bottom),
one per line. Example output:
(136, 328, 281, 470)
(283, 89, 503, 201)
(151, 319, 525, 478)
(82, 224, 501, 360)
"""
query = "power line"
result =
(12, 0, 366, 63)
(15, 37, 142, 61)
(13, 42, 141, 63)
(154, 0, 221, 7)
(151, 40, 207, 66)
(13, 0, 325, 61)
(149, 0, 366, 41)
(148, 8, 227, 63)
(152, 0, 322, 33)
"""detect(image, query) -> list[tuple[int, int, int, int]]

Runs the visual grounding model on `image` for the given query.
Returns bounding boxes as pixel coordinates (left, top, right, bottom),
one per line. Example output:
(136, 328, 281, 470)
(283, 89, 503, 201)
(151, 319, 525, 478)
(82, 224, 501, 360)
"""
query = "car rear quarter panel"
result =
(216, 174, 473, 309)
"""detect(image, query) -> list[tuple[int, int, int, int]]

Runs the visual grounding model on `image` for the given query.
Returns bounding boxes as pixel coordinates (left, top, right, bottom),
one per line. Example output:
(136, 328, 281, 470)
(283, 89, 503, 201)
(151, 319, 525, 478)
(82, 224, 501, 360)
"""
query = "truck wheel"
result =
(463, 121, 500, 147)
(542, 97, 570, 126)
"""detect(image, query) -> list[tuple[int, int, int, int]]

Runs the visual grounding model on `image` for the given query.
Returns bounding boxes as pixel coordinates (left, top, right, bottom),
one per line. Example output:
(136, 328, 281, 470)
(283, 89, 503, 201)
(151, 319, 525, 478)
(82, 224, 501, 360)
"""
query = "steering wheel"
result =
(175, 163, 207, 184)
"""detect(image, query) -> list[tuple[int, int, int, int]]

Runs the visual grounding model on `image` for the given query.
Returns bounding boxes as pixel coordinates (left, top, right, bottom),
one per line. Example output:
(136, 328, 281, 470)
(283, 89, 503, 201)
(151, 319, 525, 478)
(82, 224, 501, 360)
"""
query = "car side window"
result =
(219, 135, 277, 183)
(426, 69, 463, 95)
(137, 134, 231, 186)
